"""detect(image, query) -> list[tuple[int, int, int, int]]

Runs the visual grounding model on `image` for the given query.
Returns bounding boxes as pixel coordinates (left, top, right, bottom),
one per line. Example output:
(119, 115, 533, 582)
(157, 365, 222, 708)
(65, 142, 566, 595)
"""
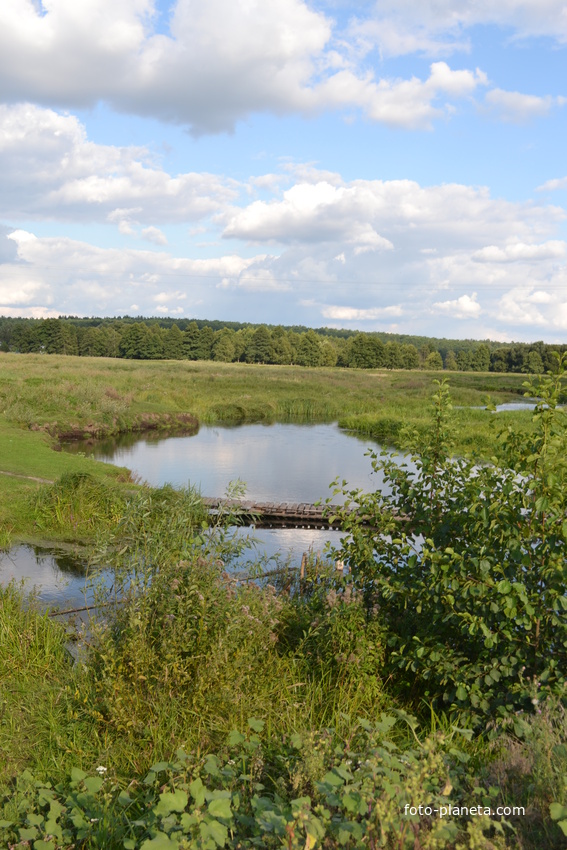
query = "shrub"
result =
(329, 354, 567, 725)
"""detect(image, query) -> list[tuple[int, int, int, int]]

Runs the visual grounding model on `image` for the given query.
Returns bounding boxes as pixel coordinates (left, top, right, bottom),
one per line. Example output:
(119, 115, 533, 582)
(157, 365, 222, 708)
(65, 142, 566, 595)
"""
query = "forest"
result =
(1, 315, 565, 373)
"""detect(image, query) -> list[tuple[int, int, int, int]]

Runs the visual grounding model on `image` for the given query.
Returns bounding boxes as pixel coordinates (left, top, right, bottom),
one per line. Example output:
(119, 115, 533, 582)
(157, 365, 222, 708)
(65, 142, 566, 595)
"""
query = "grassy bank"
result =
(0, 353, 529, 543)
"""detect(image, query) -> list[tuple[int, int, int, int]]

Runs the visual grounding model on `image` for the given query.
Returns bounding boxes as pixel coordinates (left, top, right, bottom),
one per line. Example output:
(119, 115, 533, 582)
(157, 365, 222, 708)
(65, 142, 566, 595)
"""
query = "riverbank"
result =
(0, 353, 530, 545)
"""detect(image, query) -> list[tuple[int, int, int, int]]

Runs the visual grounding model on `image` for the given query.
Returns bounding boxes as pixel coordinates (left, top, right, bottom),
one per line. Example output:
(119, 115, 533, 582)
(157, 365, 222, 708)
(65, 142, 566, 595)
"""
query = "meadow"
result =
(0, 353, 529, 544)
(0, 352, 566, 849)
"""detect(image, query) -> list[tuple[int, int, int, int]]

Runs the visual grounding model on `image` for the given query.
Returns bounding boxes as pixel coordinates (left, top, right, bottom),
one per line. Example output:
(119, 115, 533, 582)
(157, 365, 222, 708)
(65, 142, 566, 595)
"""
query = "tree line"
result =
(0, 316, 565, 373)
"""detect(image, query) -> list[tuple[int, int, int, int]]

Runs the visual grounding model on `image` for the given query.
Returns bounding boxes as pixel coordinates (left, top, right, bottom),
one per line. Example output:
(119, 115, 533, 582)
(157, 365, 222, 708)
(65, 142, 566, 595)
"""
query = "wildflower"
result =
(95, 766, 107, 775)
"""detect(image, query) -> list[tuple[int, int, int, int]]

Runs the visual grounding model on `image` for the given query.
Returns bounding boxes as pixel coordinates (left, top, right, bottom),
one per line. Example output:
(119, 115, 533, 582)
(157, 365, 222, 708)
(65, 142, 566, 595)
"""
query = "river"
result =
(1, 422, 389, 608)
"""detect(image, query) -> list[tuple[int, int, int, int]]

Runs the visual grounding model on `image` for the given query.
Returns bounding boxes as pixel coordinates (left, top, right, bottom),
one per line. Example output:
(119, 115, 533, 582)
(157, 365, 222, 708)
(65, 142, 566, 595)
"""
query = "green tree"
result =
(39, 319, 78, 355)
(183, 321, 202, 360)
(456, 350, 472, 371)
(471, 344, 490, 372)
(163, 324, 185, 360)
(348, 333, 384, 369)
(271, 327, 293, 365)
(400, 344, 419, 370)
(525, 350, 544, 375)
(444, 350, 458, 371)
(212, 329, 236, 362)
(296, 330, 323, 367)
(491, 348, 509, 373)
(119, 322, 160, 359)
(424, 351, 443, 370)
(320, 340, 338, 367)
(80, 327, 107, 357)
(245, 326, 274, 364)
(383, 341, 403, 369)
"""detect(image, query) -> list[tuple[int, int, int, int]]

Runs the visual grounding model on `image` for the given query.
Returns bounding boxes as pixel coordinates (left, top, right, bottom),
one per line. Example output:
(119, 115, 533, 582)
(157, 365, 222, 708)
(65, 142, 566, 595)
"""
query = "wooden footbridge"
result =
(201, 497, 345, 529)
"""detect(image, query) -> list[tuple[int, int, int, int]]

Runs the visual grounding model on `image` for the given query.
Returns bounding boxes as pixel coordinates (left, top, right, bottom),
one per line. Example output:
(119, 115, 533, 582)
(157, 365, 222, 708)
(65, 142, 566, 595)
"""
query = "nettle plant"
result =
(330, 353, 567, 726)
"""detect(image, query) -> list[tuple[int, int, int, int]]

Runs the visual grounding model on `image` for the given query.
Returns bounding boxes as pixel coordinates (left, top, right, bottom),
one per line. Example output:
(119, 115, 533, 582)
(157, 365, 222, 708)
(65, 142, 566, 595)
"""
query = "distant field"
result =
(0, 352, 531, 544)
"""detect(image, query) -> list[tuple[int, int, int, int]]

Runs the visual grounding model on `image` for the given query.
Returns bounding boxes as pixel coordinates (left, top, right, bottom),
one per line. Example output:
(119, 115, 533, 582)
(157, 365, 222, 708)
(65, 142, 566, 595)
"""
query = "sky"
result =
(1, 1, 567, 342)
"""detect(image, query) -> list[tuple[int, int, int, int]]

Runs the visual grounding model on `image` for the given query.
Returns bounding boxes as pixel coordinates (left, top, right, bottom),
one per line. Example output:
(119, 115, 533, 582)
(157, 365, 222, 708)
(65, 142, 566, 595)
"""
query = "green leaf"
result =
(140, 832, 180, 849)
(200, 818, 228, 848)
(208, 798, 233, 820)
(247, 718, 265, 733)
(456, 685, 467, 701)
(550, 803, 567, 821)
(227, 730, 245, 746)
(155, 789, 189, 815)
(70, 768, 87, 782)
(19, 827, 39, 841)
(84, 775, 104, 794)
(149, 762, 171, 774)
(190, 778, 206, 807)
(321, 771, 344, 787)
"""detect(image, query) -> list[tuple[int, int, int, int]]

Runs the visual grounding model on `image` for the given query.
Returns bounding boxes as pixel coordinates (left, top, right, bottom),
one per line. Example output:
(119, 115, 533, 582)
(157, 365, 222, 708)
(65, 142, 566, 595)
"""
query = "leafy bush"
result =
(0, 716, 508, 849)
(330, 354, 567, 725)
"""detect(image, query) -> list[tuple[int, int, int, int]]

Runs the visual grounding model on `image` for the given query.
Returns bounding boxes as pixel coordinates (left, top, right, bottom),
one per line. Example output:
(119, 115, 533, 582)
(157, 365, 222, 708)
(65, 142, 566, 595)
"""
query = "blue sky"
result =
(1, 1, 567, 342)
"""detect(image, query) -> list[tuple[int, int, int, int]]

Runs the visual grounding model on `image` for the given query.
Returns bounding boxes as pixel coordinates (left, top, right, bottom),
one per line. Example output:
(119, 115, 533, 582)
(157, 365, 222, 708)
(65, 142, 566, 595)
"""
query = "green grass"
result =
(0, 353, 531, 544)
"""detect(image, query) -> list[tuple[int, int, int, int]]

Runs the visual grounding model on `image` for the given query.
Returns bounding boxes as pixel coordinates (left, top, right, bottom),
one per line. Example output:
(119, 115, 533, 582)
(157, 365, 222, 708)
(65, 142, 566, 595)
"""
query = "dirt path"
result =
(0, 469, 54, 484)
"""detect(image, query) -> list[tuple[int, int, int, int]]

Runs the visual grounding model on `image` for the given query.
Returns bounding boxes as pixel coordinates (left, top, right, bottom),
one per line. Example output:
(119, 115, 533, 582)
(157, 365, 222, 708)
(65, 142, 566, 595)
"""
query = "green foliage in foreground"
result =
(1, 717, 509, 850)
(330, 353, 567, 726)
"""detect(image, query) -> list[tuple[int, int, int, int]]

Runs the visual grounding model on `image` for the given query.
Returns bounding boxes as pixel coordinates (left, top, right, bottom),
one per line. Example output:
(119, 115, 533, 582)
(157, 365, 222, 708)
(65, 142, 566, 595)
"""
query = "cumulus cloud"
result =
(0, 103, 236, 222)
(350, 0, 567, 58)
(433, 293, 482, 318)
(537, 176, 567, 192)
(473, 240, 566, 262)
(225, 173, 564, 253)
(321, 304, 403, 320)
(0, 1, 490, 133)
(2, 167, 567, 339)
(483, 88, 566, 123)
(142, 226, 168, 245)
(0, 228, 259, 315)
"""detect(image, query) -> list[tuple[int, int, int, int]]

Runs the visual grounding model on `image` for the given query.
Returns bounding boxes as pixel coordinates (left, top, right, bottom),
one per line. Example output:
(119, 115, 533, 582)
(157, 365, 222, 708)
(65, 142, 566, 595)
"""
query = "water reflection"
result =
(63, 422, 390, 503)
(0, 545, 92, 609)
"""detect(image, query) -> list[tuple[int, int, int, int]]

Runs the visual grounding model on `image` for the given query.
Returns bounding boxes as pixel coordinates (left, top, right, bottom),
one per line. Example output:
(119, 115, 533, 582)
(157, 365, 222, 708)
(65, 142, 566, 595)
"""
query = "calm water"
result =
(71, 422, 388, 502)
(0, 545, 97, 611)
(3, 423, 392, 604)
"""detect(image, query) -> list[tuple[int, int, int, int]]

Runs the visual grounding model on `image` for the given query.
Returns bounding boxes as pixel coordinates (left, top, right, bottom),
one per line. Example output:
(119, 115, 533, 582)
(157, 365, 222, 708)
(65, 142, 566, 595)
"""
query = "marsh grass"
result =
(0, 583, 95, 784)
(32, 472, 127, 540)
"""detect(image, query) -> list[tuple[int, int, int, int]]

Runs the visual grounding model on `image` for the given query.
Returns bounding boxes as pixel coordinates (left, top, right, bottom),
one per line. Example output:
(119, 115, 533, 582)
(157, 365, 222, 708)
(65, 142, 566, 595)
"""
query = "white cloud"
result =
(0, 1, 489, 132)
(433, 293, 482, 318)
(0, 103, 236, 222)
(497, 288, 548, 325)
(309, 62, 487, 130)
(537, 176, 567, 192)
(321, 305, 403, 320)
(2, 167, 567, 339)
(483, 88, 566, 123)
(142, 226, 168, 245)
(223, 180, 394, 251)
(473, 240, 566, 262)
(350, 1, 567, 58)
(1, 228, 260, 314)
(225, 173, 564, 254)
